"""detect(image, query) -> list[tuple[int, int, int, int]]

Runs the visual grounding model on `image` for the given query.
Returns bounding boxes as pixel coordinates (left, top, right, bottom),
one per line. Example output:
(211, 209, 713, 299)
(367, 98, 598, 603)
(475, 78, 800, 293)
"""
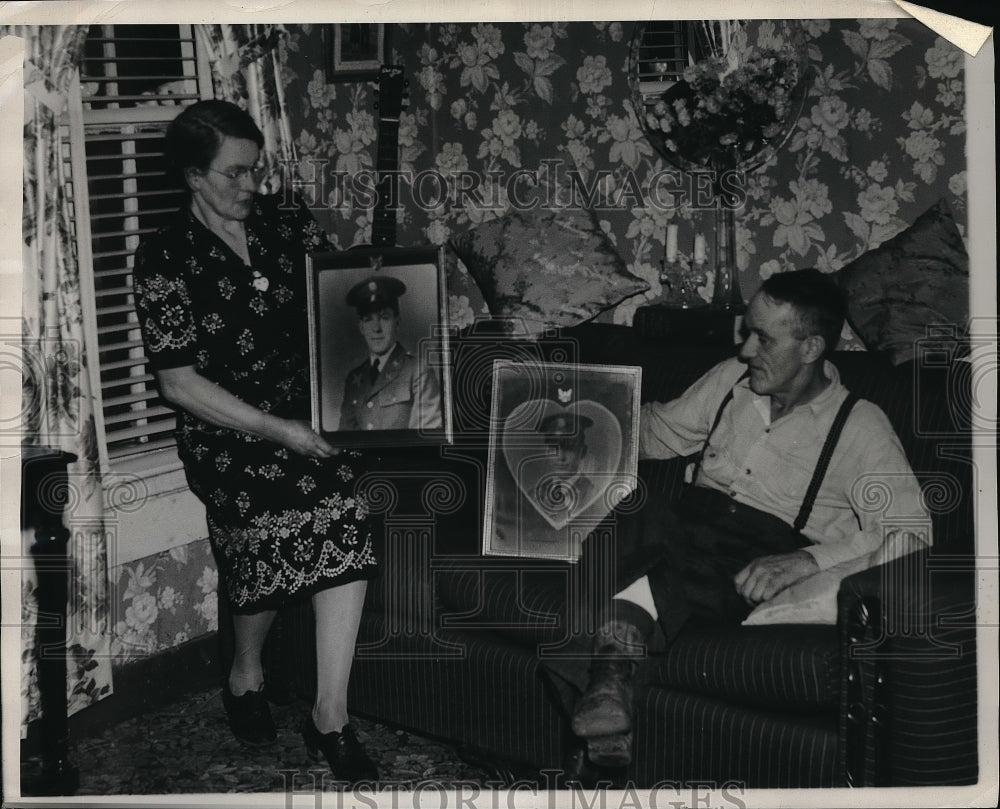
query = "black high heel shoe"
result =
(221, 684, 276, 745)
(302, 717, 379, 783)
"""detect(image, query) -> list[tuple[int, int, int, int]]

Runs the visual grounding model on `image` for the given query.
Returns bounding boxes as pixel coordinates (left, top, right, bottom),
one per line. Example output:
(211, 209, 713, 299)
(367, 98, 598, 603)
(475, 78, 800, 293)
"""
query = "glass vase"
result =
(711, 203, 743, 308)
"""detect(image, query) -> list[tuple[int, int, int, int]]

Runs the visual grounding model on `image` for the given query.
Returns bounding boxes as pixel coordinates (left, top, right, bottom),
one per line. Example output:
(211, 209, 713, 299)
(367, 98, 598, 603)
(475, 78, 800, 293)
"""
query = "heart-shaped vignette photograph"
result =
(484, 360, 641, 561)
(502, 399, 623, 529)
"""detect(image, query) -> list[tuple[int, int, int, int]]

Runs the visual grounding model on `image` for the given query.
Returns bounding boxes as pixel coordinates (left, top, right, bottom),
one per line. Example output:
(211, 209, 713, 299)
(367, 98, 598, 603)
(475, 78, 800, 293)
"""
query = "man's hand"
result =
(734, 550, 820, 606)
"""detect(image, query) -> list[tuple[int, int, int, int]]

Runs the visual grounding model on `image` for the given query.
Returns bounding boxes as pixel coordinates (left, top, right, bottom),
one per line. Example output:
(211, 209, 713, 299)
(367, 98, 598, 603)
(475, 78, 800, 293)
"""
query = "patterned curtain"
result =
(195, 24, 297, 194)
(3, 24, 115, 730)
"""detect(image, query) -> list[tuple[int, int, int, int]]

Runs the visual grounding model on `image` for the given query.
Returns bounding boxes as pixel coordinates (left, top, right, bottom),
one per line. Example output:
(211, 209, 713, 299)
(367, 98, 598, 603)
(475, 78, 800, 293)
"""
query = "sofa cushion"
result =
(435, 558, 581, 649)
(449, 207, 649, 336)
(831, 351, 974, 554)
(632, 687, 839, 787)
(645, 622, 840, 711)
(834, 197, 969, 365)
(436, 557, 840, 712)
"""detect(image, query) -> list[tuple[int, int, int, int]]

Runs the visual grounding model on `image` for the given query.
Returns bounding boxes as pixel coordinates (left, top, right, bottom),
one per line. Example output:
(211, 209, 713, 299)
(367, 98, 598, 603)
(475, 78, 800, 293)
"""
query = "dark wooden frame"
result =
(305, 246, 454, 447)
(323, 23, 389, 81)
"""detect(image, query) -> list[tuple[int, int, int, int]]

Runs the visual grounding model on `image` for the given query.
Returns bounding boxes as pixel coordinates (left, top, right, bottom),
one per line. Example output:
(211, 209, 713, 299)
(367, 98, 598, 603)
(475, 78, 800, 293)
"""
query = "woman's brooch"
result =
(251, 270, 269, 292)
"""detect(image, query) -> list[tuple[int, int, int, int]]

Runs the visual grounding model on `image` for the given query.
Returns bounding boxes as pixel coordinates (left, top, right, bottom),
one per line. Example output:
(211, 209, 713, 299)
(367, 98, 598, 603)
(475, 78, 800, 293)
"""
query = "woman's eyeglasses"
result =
(205, 164, 267, 183)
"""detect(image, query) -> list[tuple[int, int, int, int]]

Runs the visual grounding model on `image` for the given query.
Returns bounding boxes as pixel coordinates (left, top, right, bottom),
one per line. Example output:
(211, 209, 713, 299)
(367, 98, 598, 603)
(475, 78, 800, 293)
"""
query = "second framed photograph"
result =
(306, 246, 453, 448)
(323, 23, 388, 81)
(483, 361, 642, 561)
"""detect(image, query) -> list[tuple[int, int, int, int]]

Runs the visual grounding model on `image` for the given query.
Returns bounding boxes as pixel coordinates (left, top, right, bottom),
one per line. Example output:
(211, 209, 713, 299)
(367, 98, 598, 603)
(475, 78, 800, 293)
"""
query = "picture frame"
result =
(306, 246, 454, 448)
(323, 23, 388, 81)
(483, 361, 642, 561)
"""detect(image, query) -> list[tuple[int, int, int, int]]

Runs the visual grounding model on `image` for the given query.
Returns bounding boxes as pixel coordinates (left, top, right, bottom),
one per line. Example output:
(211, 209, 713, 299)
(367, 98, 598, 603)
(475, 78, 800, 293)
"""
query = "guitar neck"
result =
(371, 115, 400, 248)
(370, 65, 406, 249)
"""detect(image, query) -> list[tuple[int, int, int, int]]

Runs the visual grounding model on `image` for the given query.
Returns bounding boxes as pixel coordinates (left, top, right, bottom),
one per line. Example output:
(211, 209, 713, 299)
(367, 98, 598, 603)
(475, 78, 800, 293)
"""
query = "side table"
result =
(21, 446, 79, 796)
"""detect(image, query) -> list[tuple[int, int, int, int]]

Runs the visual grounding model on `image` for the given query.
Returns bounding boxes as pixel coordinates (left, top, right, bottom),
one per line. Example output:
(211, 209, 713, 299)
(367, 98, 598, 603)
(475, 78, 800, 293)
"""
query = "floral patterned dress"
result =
(133, 194, 377, 613)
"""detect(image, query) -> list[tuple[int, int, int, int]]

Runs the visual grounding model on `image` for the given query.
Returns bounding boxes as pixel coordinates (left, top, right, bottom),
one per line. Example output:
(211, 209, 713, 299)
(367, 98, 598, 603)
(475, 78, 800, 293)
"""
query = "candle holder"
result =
(659, 257, 707, 308)
(711, 203, 743, 308)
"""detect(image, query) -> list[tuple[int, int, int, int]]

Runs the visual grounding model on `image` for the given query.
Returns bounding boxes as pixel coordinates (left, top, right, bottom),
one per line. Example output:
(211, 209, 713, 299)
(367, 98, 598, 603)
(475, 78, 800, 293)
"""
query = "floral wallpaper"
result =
(109, 541, 219, 664)
(274, 19, 966, 343)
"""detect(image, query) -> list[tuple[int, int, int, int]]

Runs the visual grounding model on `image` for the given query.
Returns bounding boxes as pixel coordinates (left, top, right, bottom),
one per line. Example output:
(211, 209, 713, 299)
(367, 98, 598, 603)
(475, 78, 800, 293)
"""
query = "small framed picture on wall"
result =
(324, 23, 388, 81)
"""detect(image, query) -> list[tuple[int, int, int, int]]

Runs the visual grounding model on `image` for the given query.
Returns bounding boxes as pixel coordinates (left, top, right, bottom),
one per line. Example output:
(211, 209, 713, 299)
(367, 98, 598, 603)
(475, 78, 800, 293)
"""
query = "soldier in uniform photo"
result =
(535, 412, 599, 523)
(339, 275, 443, 432)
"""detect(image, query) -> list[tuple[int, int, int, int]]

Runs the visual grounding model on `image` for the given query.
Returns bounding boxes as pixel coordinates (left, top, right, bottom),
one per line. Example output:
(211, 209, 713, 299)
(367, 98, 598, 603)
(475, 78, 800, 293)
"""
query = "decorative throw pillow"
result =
(449, 207, 649, 336)
(834, 198, 969, 365)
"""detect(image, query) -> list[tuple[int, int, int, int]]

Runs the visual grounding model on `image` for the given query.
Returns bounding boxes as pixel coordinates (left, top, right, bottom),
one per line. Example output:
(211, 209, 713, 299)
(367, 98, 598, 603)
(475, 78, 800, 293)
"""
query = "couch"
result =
(267, 317, 978, 789)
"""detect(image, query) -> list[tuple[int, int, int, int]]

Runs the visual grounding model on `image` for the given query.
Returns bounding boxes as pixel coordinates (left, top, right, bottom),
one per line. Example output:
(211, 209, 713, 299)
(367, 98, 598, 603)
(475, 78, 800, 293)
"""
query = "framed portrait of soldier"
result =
(306, 246, 454, 447)
(483, 361, 642, 561)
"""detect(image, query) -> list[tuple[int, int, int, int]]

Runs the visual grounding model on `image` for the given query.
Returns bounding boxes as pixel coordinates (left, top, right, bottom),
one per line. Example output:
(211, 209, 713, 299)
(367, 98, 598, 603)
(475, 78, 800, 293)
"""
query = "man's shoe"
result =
(221, 684, 277, 745)
(303, 718, 379, 783)
(570, 659, 634, 737)
(586, 730, 633, 768)
(570, 618, 644, 738)
(558, 743, 602, 789)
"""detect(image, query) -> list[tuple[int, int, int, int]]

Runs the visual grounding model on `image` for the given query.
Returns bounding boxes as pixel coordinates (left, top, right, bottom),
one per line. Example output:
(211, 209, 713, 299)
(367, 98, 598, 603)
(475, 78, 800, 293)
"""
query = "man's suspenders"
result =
(692, 371, 859, 538)
(689, 370, 748, 486)
(792, 391, 859, 536)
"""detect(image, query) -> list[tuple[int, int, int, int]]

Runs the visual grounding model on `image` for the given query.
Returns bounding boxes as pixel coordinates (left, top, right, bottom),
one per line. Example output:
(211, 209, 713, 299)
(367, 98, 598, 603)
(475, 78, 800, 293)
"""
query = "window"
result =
(67, 24, 211, 466)
(634, 21, 697, 105)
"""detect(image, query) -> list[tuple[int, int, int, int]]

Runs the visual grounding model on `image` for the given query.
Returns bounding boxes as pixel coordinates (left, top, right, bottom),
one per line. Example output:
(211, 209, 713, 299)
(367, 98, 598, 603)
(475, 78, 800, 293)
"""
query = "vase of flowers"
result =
(640, 20, 810, 173)
(634, 20, 809, 309)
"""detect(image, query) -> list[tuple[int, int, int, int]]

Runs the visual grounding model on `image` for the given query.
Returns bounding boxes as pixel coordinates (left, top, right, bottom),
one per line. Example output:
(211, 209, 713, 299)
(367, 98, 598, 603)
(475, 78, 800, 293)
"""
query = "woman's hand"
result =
(272, 419, 339, 459)
(154, 367, 340, 458)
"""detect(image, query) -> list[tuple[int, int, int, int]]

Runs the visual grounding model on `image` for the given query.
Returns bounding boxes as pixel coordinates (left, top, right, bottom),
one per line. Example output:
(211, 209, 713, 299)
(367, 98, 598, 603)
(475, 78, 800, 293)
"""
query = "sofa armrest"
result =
(836, 548, 978, 786)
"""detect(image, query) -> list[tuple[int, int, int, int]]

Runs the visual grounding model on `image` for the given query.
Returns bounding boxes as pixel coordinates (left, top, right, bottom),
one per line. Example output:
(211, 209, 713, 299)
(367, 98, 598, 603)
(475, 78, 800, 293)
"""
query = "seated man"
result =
(547, 268, 929, 778)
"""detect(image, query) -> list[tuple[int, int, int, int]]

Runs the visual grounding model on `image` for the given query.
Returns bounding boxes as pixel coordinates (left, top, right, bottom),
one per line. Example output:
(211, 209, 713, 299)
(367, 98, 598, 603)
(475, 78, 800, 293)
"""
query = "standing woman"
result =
(133, 100, 378, 782)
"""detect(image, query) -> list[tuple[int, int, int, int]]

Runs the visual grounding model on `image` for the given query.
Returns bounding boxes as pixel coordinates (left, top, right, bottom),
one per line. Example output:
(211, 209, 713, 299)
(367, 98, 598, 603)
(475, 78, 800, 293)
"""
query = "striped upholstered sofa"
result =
(272, 319, 978, 788)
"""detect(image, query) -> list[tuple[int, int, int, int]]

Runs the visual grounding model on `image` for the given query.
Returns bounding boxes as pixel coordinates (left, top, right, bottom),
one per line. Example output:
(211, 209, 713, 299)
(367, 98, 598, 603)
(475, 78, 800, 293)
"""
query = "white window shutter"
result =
(70, 24, 210, 463)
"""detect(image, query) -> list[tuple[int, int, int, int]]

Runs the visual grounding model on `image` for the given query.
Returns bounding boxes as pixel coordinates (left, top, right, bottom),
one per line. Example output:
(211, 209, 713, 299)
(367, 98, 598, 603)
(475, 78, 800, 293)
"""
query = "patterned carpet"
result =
(21, 687, 497, 796)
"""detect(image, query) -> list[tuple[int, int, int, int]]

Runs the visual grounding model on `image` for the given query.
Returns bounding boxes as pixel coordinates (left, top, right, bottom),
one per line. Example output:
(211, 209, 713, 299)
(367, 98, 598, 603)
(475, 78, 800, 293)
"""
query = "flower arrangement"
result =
(645, 20, 808, 171)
